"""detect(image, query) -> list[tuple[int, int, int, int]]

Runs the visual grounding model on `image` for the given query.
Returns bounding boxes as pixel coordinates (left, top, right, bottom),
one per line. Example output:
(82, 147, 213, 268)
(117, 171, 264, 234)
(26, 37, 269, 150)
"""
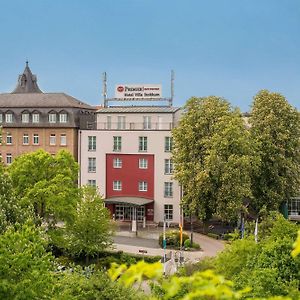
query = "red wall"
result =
(106, 154, 154, 200)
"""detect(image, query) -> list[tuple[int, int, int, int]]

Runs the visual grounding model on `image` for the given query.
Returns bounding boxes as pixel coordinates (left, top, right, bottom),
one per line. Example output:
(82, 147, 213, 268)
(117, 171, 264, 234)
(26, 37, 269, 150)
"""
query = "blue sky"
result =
(0, 0, 299, 112)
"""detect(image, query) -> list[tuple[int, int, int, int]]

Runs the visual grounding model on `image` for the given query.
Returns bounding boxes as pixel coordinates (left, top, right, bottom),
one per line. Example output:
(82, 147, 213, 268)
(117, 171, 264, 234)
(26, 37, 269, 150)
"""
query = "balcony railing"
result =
(96, 122, 174, 130)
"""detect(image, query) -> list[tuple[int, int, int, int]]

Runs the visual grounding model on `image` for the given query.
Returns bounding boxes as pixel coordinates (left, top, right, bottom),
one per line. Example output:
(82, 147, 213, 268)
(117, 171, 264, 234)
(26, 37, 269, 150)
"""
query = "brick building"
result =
(0, 63, 96, 163)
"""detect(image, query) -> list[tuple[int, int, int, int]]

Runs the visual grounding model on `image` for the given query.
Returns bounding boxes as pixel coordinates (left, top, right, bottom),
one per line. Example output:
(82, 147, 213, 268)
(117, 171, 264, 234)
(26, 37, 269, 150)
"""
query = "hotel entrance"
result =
(115, 204, 145, 221)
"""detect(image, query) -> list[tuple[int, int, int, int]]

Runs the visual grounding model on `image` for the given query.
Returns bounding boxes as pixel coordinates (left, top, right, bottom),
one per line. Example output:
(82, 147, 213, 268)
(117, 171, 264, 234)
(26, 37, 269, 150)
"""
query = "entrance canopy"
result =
(105, 197, 153, 206)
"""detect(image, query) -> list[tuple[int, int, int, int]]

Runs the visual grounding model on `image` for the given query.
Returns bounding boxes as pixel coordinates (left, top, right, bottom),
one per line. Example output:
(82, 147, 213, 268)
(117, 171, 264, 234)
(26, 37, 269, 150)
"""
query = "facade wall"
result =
(0, 127, 77, 163)
(79, 129, 181, 223)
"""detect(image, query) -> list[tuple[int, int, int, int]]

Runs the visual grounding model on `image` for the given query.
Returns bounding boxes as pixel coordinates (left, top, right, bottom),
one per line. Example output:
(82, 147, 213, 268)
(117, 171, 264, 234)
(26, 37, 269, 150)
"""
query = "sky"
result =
(0, 0, 299, 112)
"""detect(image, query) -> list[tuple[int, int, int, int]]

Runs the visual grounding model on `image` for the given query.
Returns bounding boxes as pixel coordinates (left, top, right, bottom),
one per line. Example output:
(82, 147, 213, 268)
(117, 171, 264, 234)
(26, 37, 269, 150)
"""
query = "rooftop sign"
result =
(115, 84, 162, 99)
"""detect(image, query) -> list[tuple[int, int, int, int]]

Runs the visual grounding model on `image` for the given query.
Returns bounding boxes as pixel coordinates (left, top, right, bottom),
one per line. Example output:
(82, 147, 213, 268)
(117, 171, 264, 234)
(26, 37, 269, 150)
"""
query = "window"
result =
(117, 116, 126, 130)
(88, 157, 96, 172)
(164, 204, 173, 221)
(23, 134, 29, 145)
(6, 153, 12, 165)
(164, 182, 173, 197)
(165, 137, 173, 152)
(49, 113, 57, 123)
(88, 136, 96, 151)
(113, 180, 122, 191)
(59, 113, 68, 123)
(50, 134, 56, 145)
(113, 136, 122, 152)
(60, 134, 67, 146)
(113, 158, 122, 168)
(139, 136, 147, 152)
(33, 134, 39, 145)
(32, 113, 40, 123)
(139, 181, 148, 192)
(87, 179, 96, 187)
(22, 113, 29, 123)
(5, 113, 13, 123)
(6, 133, 12, 145)
(0, 113, 3, 123)
(164, 159, 173, 174)
(139, 158, 148, 169)
(143, 116, 151, 130)
(107, 116, 111, 130)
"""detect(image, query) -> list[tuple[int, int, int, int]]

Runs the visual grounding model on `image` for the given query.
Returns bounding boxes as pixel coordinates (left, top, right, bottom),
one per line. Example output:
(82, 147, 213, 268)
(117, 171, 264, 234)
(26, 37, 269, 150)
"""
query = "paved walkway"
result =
(112, 229, 225, 263)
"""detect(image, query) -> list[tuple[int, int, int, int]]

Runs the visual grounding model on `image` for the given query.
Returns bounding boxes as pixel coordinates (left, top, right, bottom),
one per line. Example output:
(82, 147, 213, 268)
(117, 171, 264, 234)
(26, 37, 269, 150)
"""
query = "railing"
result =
(96, 122, 174, 130)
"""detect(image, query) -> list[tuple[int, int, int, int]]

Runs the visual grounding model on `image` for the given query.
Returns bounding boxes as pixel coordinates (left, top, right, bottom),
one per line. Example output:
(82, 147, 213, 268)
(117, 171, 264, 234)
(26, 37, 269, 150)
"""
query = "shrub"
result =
(207, 233, 220, 239)
(159, 230, 189, 248)
(184, 239, 200, 250)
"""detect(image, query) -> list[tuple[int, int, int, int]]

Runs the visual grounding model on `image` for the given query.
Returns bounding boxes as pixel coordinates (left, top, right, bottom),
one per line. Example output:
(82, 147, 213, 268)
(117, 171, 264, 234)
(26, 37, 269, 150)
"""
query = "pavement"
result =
(112, 228, 225, 263)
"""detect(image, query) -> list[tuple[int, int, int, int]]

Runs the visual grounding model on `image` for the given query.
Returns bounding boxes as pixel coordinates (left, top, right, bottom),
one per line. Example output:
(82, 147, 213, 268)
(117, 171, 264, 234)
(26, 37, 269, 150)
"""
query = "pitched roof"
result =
(12, 62, 43, 94)
(0, 93, 95, 109)
(97, 106, 180, 113)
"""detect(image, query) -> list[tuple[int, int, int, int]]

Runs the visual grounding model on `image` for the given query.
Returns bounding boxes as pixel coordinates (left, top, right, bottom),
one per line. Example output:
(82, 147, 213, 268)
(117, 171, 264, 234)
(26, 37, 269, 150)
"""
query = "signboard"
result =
(115, 84, 162, 99)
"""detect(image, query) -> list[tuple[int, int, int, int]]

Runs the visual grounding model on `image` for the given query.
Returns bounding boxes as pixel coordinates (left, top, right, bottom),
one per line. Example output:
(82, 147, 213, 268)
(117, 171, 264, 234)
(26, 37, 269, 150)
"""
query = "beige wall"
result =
(0, 127, 78, 163)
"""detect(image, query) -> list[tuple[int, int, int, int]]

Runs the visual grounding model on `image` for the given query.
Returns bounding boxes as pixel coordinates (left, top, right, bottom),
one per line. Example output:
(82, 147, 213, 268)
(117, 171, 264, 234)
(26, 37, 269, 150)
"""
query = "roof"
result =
(97, 106, 180, 113)
(104, 197, 154, 206)
(12, 62, 43, 94)
(0, 93, 95, 109)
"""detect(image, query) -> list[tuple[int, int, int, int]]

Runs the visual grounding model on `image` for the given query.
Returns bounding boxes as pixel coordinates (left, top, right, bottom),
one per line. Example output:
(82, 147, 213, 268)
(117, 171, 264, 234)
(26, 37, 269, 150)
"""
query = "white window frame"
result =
(139, 136, 148, 152)
(6, 134, 12, 145)
(22, 113, 30, 123)
(23, 134, 29, 145)
(6, 153, 12, 165)
(164, 204, 173, 221)
(138, 181, 148, 192)
(5, 113, 13, 123)
(60, 134, 67, 146)
(113, 158, 122, 168)
(165, 137, 173, 152)
(117, 116, 126, 130)
(164, 182, 173, 197)
(106, 116, 112, 130)
(139, 158, 148, 169)
(143, 116, 151, 130)
(88, 136, 96, 151)
(33, 134, 39, 145)
(32, 113, 40, 123)
(113, 180, 122, 191)
(164, 159, 173, 174)
(49, 113, 57, 123)
(88, 157, 96, 173)
(87, 179, 96, 187)
(50, 134, 56, 146)
(59, 113, 68, 123)
(113, 136, 122, 152)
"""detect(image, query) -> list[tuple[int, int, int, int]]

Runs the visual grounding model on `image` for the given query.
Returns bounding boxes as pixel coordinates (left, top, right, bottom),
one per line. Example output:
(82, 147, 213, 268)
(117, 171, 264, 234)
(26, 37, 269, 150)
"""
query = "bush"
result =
(184, 239, 200, 250)
(159, 230, 189, 248)
(207, 233, 220, 239)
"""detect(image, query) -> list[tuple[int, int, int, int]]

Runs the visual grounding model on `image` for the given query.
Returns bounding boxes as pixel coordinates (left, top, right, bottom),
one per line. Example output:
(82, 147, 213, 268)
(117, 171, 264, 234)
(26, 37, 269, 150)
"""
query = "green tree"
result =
(0, 222, 54, 299)
(249, 90, 300, 211)
(172, 96, 256, 221)
(8, 149, 79, 226)
(65, 186, 114, 263)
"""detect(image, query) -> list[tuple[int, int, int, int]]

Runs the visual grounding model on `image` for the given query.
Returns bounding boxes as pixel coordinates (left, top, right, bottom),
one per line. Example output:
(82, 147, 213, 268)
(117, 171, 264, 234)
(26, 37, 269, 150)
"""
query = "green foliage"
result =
(249, 90, 300, 212)
(215, 214, 300, 298)
(159, 230, 189, 248)
(0, 222, 54, 299)
(183, 238, 200, 249)
(292, 230, 300, 258)
(65, 186, 114, 261)
(173, 96, 257, 221)
(8, 149, 79, 226)
(207, 232, 220, 239)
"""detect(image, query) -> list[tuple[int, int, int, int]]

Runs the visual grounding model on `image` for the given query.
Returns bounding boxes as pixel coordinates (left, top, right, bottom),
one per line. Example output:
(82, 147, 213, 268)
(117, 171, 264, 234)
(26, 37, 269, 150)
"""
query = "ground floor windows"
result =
(115, 204, 145, 221)
(164, 204, 173, 221)
(87, 179, 96, 187)
(288, 198, 300, 220)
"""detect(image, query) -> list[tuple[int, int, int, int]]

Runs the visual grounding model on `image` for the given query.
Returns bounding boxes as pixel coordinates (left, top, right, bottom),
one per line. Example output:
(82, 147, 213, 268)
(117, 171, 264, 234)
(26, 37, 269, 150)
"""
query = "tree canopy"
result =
(172, 96, 256, 221)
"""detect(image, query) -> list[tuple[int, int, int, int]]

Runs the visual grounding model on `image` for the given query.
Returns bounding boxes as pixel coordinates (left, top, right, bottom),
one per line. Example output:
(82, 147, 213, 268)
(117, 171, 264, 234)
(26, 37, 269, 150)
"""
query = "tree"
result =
(249, 90, 300, 212)
(65, 186, 114, 263)
(0, 222, 54, 299)
(8, 149, 80, 225)
(172, 96, 256, 221)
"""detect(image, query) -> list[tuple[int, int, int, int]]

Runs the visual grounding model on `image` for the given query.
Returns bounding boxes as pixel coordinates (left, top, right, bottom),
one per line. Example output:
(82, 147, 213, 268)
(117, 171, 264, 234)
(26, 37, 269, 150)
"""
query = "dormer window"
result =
(22, 112, 30, 123)
(32, 113, 40, 123)
(5, 113, 13, 123)
(59, 112, 68, 123)
(49, 112, 57, 123)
